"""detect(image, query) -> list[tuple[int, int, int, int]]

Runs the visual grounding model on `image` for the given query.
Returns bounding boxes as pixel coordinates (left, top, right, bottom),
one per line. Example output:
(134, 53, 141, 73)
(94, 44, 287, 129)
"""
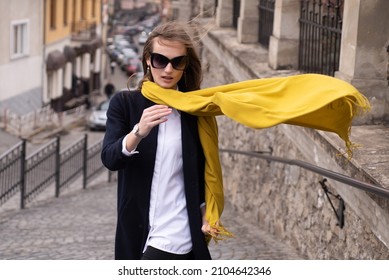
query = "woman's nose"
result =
(164, 62, 174, 72)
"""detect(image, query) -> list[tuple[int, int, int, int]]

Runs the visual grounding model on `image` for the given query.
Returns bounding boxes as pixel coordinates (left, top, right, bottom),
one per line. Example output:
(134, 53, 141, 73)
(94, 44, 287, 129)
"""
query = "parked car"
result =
(119, 48, 138, 68)
(115, 39, 130, 48)
(138, 31, 148, 45)
(125, 58, 142, 76)
(107, 45, 121, 61)
(87, 99, 110, 131)
(124, 25, 144, 37)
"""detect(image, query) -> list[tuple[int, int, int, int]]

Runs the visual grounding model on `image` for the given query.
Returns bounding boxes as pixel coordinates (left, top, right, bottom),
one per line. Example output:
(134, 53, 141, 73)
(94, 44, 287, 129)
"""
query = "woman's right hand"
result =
(125, 105, 172, 153)
(137, 105, 172, 137)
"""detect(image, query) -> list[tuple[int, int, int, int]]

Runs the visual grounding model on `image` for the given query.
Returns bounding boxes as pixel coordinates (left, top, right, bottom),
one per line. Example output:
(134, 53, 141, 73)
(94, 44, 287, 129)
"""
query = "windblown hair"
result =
(139, 21, 203, 92)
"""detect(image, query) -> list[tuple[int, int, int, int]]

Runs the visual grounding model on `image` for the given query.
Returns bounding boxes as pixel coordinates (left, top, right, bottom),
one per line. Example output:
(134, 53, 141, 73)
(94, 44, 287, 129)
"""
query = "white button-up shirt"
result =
(122, 108, 192, 254)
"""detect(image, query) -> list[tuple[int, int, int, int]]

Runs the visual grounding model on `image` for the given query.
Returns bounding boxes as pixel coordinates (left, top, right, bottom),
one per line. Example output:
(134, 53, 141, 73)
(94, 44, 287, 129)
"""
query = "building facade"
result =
(44, 0, 103, 112)
(0, 0, 104, 123)
(0, 0, 44, 115)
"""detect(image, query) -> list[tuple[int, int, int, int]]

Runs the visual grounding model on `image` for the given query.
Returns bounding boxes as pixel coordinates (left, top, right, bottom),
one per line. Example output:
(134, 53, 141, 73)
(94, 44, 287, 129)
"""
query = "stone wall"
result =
(200, 28, 389, 259)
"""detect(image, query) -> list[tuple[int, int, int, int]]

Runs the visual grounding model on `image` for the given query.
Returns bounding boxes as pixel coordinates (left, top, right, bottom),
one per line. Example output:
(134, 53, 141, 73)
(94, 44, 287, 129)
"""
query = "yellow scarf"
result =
(141, 73, 370, 243)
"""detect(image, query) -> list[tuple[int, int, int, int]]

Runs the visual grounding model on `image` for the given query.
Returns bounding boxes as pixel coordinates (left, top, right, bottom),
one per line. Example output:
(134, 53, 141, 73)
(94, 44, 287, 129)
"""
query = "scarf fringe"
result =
(205, 222, 234, 245)
(342, 94, 371, 158)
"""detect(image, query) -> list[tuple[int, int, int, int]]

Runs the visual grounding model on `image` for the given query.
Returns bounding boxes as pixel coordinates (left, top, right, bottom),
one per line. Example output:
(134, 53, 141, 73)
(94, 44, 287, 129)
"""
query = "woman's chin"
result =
(156, 79, 177, 89)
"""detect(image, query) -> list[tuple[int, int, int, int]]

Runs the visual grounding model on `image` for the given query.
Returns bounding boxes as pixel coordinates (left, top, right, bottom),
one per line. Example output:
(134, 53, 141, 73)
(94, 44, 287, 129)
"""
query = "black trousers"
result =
(141, 246, 194, 260)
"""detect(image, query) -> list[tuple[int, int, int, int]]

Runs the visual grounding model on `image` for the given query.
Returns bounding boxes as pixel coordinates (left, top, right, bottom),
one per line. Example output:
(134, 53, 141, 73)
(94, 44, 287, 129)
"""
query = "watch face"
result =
(132, 124, 143, 138)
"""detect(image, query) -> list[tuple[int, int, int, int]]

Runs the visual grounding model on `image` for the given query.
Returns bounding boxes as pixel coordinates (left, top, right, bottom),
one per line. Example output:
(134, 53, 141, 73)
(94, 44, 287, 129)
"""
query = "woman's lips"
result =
(161, 76, 173, 82)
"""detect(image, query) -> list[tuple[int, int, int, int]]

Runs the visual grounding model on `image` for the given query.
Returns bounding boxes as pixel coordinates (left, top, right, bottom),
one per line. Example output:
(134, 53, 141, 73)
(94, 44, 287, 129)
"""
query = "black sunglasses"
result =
(150, 53, 187, 70)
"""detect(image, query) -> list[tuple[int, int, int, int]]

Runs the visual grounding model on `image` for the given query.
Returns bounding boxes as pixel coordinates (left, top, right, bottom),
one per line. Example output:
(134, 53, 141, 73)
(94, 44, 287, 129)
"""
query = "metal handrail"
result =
(220, 148, 389, 199)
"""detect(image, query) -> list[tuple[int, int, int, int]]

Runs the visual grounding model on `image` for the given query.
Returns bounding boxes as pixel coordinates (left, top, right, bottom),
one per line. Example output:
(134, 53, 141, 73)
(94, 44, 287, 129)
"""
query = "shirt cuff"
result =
(122, 134, 139, 156)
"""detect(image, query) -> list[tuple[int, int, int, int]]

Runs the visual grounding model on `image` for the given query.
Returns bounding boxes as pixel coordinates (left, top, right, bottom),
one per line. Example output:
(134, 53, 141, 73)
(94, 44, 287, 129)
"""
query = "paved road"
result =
(0, 173, 302, 260)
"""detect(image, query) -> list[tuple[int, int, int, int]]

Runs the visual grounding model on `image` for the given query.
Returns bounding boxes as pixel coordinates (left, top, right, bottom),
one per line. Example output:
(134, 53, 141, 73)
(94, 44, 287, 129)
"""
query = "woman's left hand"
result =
(201, 217, 219, 237)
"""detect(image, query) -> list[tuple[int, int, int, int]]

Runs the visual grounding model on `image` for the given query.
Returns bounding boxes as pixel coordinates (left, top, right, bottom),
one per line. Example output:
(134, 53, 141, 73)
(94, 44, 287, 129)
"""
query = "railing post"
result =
(55, 135, 61, 198)
(83, 134, 88, 189)
(20, 139, 26, 209)
(18, 115, 22, 136)
(3, 108, 7, 130)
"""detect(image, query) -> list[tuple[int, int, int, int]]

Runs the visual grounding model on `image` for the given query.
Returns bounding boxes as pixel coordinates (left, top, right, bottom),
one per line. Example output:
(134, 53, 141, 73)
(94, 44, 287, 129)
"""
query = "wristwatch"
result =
(132, 123, 145, 138)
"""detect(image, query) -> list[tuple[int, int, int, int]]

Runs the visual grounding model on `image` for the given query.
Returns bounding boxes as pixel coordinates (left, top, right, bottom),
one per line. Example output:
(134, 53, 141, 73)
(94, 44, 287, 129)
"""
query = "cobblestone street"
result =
(0, 175, 302, 260)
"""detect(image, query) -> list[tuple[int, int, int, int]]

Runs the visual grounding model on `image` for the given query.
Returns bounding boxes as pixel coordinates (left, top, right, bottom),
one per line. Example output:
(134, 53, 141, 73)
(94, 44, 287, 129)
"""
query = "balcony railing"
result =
(71, 20, 97, 41)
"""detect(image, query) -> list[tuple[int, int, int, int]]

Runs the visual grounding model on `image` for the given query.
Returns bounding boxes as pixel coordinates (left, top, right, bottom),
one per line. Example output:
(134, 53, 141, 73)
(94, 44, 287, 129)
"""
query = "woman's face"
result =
(147, 38, 187, 89)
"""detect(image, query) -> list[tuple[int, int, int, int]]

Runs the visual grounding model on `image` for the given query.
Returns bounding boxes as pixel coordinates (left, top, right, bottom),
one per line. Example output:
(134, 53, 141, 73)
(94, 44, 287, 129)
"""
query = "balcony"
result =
(71, 20, 97, 42)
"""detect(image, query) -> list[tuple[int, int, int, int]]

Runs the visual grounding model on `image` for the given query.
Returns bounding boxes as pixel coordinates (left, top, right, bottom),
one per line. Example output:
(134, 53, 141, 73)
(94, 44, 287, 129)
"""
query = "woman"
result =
(101, 21, 213, 260)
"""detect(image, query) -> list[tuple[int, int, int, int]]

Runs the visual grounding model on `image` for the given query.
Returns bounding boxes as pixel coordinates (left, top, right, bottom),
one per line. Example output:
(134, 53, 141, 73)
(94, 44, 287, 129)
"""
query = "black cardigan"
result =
(101, 90, 211, 260)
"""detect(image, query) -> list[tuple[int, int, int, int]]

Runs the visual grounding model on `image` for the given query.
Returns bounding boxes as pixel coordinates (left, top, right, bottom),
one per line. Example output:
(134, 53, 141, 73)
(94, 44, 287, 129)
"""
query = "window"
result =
(64, 0, 68, 26)
(50, 0, 57, 29)
(92, 0, 96, 17)
(81, 0, 87, 19)
(72, 0, 77, 23)
(10, 20, 29, 59)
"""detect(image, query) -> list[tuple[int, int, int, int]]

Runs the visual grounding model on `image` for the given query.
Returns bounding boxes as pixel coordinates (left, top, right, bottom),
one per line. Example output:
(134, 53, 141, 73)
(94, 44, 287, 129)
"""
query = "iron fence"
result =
(0, 134, 107, 209)
(86, 140, 105, 186)
(0, 141, 25, 206)
(23, 138, 59, 208)
(299, 0, 344, 76)
(258, 0, 275, 48)
(57, 136, 86, 197)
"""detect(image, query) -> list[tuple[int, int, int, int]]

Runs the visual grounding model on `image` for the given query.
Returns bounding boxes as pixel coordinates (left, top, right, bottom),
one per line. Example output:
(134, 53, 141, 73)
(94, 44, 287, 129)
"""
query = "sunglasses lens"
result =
(171, 56, 187, 70)
(151, 53, 169, 69)
(151, 53, 187, 70)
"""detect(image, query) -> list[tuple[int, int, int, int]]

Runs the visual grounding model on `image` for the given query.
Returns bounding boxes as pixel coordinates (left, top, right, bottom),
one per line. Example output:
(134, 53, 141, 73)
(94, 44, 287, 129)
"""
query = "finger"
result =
(201, 224, 210, 235)
(144, 108, 172, 121)
(144, 105, 171, 113)
(141, 107, 172, 123)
